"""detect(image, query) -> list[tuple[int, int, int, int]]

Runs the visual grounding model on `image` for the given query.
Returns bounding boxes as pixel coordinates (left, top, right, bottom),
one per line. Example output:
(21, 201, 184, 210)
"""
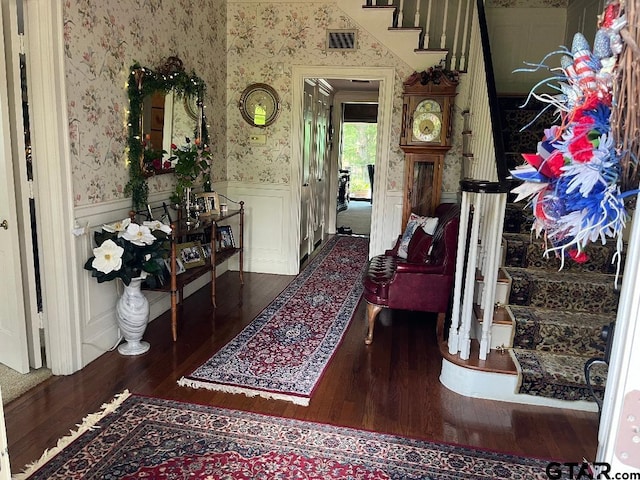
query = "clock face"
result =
(412, 112, 442, 142)
(239, 83, 280, 127)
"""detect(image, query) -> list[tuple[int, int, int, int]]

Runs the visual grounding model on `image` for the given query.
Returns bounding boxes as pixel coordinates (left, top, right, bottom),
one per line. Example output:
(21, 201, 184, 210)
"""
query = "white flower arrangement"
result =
(84, 218, 171, 286)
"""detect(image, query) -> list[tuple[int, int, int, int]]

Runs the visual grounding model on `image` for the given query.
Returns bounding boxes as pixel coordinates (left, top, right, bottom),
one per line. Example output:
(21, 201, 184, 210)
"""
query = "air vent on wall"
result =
(327, 30, 357, 50)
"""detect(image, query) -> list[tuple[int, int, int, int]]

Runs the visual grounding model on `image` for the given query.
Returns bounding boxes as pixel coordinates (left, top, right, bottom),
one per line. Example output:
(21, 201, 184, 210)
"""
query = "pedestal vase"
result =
(116, 277, 150, 355)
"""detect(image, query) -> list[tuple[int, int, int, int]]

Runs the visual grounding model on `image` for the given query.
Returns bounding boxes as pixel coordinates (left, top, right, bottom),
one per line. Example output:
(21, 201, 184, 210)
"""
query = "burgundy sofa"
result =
(362, 203, 461, 344)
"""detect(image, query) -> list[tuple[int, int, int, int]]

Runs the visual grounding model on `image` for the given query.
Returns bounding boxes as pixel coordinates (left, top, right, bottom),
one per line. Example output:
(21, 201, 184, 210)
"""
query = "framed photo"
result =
(199, 192, 220, 216)
(217, 225, 235, 251)
(164, 257, 185, 275)
(164, 257, 186, 275)
(177, 242, 205, 269)
(201, 243, 212, 259)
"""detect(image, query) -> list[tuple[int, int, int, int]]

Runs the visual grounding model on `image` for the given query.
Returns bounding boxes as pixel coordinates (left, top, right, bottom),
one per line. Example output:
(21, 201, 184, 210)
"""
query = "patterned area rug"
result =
(17, 392, 559, 479)
(179, 235, 369, 406)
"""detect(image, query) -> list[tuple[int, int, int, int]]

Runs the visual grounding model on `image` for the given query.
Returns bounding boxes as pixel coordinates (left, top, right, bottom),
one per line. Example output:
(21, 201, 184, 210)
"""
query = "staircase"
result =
(337, 1, 473, 71)
(346, 1, 617, 411)
(501, 205, 618, 406)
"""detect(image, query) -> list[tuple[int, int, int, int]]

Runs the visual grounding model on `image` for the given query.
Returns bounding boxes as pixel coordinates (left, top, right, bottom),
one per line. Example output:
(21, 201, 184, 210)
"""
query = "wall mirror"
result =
(125, 56, 208, 209)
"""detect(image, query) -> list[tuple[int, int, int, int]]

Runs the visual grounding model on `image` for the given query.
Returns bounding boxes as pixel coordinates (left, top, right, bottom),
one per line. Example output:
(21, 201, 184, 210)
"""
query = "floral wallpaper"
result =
(225, 2, 465, 192)
(63, 0, 226, 207)
(64, 0, 470, 207)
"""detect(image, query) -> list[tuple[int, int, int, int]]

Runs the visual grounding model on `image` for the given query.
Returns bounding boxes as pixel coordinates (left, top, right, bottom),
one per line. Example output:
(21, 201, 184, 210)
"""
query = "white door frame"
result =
(23, 0, 81, 374)
(597, 204, 640, 473)
(290, 66, 395, 273)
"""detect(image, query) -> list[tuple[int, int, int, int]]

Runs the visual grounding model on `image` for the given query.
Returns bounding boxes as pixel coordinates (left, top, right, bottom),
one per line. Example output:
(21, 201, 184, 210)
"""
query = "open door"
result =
(0, 9, 29, 373)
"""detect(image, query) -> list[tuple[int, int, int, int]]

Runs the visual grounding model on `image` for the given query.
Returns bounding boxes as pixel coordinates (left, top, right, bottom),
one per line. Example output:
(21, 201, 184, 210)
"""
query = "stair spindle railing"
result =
(373, 0, 474, 71)
(447, 0, 511, 361)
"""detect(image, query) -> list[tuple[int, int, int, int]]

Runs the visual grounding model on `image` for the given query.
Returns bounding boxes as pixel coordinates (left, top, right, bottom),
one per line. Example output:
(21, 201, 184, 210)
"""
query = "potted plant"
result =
(84, 218, 171, 355)
(169, 137, 211, 205)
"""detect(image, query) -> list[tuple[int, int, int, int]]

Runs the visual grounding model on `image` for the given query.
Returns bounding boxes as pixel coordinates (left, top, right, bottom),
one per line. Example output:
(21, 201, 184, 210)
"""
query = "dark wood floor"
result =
(5, 270, 599, 474)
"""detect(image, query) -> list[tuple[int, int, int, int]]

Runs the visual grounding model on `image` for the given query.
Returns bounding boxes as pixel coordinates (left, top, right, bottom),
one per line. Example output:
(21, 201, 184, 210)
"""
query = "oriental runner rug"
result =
(179, 235, 369, 405)
(17, 392, 558, 479)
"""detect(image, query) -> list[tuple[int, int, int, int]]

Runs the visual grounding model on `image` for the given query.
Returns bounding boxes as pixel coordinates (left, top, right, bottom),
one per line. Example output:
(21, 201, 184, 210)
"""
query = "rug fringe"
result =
(13, 390, 131, 480)
(177, 377, 310, 406)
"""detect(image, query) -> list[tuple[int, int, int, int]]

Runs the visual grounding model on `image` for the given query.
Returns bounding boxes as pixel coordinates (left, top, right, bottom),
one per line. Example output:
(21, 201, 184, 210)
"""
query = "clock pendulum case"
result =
(399, 68, 459, 228)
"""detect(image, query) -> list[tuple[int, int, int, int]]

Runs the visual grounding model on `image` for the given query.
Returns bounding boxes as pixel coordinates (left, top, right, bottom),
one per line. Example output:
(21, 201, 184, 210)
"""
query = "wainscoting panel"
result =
(227, 183, 294, 275)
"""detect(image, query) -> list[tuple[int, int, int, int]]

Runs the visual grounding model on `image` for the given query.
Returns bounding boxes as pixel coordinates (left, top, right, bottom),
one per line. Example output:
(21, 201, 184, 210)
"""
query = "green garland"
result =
(124, 60, 209, 210)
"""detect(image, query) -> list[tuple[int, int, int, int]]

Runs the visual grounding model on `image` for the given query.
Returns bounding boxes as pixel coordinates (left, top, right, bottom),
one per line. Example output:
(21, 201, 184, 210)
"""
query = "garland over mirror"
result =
(125, 56, 210, 210)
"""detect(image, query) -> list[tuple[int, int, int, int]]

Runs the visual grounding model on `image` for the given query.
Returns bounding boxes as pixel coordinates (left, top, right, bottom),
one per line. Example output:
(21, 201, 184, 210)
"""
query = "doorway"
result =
(335, 100, 378, 236)
(291, 66, 394, 273)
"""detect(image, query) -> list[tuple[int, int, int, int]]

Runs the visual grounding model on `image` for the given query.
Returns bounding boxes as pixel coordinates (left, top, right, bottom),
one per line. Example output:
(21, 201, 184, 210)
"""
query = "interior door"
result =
(0, 8, 29, 374)
(0, 387, 9, 480)
(312, 87, 330, 247)
(299, 80, 315, 261)
(1, 0, 42, 370)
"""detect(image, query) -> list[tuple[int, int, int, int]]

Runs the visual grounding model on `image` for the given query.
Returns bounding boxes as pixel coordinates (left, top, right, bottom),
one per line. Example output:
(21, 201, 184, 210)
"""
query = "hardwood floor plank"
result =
(5, 271, 599, 474)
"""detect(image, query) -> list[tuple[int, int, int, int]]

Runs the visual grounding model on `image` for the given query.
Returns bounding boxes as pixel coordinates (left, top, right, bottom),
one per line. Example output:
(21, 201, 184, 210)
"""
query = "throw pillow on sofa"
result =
(397, 213, 439, 259)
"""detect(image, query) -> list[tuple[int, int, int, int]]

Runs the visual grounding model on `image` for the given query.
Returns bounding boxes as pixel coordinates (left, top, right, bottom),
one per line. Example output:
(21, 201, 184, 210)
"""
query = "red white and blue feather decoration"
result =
(510, 1, 636, 280)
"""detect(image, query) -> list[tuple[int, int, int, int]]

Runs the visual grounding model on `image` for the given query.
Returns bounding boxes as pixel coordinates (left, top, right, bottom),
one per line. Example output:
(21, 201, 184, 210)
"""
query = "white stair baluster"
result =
(398, 0, 405, 26)
(460, 192, 483, 360)
(460, 0, 473, 71)
(424, 0, 433, 49)
(440, 0, 449, 49)
(414, 0, 421, 28)
(450, 0, 464, 70)
(448, 190, 471, 355)
(479, 193, 507, 359)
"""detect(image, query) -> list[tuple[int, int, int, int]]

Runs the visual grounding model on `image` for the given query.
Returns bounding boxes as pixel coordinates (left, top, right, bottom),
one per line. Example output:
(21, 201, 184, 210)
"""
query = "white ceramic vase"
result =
(116, 277, 150, 355)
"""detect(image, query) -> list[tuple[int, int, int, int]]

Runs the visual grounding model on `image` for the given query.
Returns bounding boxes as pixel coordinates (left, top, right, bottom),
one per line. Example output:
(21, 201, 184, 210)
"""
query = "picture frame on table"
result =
(177, 241, 206, 269)
(216, 225, 235, 251)
(199, 191, 220, 216)
(164, 257, 186, 275)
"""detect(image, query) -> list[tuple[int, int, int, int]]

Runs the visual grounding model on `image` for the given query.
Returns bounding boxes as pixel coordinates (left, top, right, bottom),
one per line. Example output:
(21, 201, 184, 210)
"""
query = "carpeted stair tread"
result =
(505, 267, 620, 314)
(501, 201, 616, 405)
(503, 232, 622, 274)
(512, 349, 607, 401)
(508, 305, 611, 357)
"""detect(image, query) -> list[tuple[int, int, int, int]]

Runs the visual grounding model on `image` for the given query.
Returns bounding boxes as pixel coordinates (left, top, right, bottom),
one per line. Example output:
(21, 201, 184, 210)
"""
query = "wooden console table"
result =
(143, 199, 244, 341)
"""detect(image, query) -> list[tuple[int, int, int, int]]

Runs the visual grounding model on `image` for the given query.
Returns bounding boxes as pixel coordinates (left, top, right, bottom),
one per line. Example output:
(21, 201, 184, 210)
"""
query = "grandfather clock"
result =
(400, 68, 459, 229)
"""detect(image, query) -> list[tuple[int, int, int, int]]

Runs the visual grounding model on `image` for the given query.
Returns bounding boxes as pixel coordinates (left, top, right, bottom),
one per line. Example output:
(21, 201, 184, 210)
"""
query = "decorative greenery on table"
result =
(124, 57, 210, 210)
(169, 137, 211, 205)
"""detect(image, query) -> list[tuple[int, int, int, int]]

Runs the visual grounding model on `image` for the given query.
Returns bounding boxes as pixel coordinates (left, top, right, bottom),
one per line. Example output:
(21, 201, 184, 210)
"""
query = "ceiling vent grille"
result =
(327, 30, 357, 50)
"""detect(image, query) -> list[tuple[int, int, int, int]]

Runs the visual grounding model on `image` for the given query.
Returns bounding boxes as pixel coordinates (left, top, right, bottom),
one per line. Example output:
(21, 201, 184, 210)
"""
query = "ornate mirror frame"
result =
(125, 56, 209, 210)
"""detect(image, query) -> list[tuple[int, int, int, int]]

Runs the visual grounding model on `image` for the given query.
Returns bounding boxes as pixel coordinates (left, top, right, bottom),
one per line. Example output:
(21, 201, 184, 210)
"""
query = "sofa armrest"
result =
(395, 262, 445, 274)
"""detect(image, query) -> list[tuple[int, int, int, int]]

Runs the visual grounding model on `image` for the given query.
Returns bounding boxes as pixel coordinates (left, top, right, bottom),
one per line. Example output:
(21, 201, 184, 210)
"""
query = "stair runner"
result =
(502, 204, 619, 403)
